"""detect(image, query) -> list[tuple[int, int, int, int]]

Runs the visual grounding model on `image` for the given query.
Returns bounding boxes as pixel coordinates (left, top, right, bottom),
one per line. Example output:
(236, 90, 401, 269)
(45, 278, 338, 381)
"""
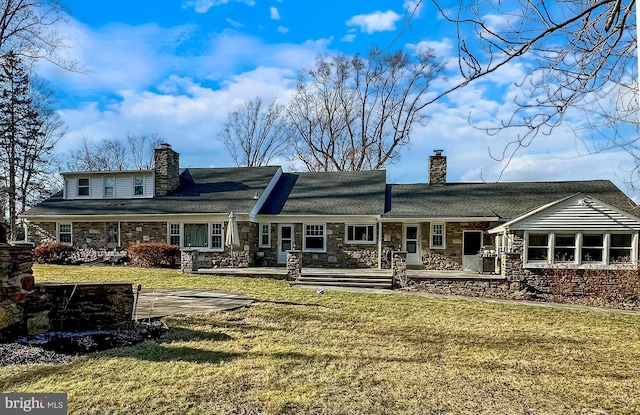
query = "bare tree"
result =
(287, 48, 443, 171)
(417, 0, 638, 177)
(127, 132, 163, 170)
(0, 0, 79, 70)
(66, 134, 164, 172)
(0, 52, 63, 240)
(220, 97, 289, 167)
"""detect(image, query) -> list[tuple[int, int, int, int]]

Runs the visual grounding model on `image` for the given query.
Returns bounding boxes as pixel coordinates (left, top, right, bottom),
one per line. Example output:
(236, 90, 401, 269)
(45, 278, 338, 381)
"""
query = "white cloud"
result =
(340, 34, 356, 42)
(277, 26, 289, 34)
(270, 7, 280, 20)
(346, 10, 401, 34)
(226, 18, 245, 28)
(182, 0, 255, 13)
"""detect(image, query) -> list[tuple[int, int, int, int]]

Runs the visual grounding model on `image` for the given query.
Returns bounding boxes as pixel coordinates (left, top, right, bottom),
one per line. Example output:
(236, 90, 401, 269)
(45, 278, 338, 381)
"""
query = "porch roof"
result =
(383, 180, 636, 220)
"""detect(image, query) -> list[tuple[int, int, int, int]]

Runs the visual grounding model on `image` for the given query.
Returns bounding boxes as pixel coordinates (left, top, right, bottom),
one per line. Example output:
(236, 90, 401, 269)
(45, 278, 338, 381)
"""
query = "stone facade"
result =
(154, 144, 180, 196)
(0, 244, 35, 341)
(120, 222, 167, 249)
(428, 150, 447, 185)
(26, 222, 56, 245)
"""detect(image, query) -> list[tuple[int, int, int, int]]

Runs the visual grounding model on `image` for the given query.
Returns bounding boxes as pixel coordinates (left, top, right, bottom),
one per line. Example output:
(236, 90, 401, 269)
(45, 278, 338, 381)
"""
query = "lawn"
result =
(1, 264, 639, 414)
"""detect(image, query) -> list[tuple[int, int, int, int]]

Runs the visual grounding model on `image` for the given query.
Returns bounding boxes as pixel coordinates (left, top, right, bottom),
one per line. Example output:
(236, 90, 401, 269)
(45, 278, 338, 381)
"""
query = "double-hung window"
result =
(431, 223, 445, 248)
(58, 223, 72, 244)
(259, 224, 271, 248)
(554, 234, 576, 262)
(527, 233, 549, 262)
(304, 224, 326, 252)
(134, 175, 145, 196)
(169, 224, 180, 246)
(211, 223, 223, 249)
(78, 178, 90, 196)
(104, 177, 115, 198)
(582, 234, 604, 263)
(346, 224, 375, 244)
(610, 234, 632, 262)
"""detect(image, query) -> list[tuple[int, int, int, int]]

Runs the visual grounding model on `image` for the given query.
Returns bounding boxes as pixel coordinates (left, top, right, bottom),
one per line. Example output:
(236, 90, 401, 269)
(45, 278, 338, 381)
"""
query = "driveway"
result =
(133, 288, 254, 319)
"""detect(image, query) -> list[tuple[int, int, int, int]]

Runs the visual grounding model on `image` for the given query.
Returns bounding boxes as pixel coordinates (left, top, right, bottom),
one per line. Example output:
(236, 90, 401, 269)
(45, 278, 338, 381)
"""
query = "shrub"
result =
(128, 242, 181, 268)
(33, 242, 77, 264)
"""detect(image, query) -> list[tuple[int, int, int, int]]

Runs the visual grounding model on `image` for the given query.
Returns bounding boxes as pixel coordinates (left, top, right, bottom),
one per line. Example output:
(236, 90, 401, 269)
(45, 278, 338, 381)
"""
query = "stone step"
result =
(295, 275, 393, 289)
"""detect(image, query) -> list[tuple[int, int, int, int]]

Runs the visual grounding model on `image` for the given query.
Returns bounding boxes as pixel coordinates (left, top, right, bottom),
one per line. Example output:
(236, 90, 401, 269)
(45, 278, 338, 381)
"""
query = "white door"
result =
(404, 224, 421, 266)
(278, 224, 294, 263)
(462, 231, 483, 272)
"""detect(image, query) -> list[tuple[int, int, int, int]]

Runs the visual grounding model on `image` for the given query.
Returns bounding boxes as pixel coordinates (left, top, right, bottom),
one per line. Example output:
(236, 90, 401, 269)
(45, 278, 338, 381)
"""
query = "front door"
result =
(462, 231, 483, 272)
(278, 224, 294, 263)
(404, 224, 421, 266)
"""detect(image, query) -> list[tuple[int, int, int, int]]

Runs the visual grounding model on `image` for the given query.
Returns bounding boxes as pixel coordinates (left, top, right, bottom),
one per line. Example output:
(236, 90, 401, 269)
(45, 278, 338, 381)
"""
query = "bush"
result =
(128, 242, 181, 268)
(33, 242, 77, 264)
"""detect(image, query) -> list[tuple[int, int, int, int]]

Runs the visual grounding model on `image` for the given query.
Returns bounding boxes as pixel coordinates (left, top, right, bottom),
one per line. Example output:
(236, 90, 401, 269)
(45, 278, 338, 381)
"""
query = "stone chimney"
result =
(154, 143, 180, 196)
(428, 149, 446, 185)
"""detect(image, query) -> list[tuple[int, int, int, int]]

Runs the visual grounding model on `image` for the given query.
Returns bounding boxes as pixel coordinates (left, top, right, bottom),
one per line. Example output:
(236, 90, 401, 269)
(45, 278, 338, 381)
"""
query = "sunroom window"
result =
(582, 234, 604, 263)
(610, 234, 632, 262)
(554, 234, 575, 262)
(527, 233, 548, 262)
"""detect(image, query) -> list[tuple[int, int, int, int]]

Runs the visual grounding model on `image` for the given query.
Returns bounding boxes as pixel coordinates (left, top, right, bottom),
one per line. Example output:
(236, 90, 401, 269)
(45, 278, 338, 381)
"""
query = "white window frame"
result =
(133, 175, 145, 197)
(345, 224, 376, 244)
(259, 223, 271, 248)
(77, 178, 90, 197)
(57, 223, 72, 245)
(303, 223, 326, 252)
(524, 231, 638, 268)
(166, 222, 225, 251)
(609, 233, 634, 263)
(430, 222, 445, 249)
(103, 176, 115, 198)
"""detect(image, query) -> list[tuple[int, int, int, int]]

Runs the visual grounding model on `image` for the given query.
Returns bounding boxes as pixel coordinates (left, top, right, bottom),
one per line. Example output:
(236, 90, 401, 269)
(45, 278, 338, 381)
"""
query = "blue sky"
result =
(40, 0, 639, 198)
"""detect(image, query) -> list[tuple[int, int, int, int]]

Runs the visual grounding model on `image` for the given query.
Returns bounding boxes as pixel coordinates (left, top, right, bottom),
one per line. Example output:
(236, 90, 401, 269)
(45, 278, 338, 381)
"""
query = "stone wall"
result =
(120, 222, 167, 249)
(26, 222, 56, 246)
(410, 277, 512, 297)
(0, 244, 35, 341)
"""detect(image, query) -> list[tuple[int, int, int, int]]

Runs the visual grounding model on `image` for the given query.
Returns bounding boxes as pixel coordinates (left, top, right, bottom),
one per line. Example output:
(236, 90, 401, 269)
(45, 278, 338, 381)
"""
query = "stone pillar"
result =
(0, 243, 36, 341)
(286, 250, 301, 281)
(391, 251, 407, 288)
(181, 249, 198, 273)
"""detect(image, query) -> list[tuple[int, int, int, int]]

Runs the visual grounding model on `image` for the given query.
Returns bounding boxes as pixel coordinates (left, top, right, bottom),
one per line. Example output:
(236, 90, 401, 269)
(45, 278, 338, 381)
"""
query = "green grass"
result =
(2, 264, 639, 414)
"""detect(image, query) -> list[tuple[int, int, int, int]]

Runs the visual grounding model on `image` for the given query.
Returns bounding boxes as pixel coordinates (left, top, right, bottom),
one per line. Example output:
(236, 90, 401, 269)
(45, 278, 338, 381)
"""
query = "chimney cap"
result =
(433, 149, 444, 157)
(159, 143, 172, 149)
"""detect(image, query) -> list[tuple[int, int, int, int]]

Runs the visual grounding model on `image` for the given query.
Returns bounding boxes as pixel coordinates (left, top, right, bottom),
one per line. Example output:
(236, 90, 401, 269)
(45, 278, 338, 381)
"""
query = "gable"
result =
(502, 194, 640, 232)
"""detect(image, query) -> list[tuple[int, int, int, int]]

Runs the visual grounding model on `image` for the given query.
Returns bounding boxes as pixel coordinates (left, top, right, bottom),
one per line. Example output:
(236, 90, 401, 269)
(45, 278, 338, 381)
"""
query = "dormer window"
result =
(134, 175, 144, 196)
(104, 177, 115, 198)
(78, 178, 90, 196)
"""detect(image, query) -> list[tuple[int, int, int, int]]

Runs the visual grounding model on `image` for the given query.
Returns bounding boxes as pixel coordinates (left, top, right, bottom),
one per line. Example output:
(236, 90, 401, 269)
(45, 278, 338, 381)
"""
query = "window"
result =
(169, 223, 180, 246)
(582, 234, 604, 263)
(431, 223, 445, 248)
(78, 178, 90, 196)
(58, 223, 72, 244)
(104, 177, 115, 198)
(259, 224, 271, 248)
(527, 233, 548, 262)
(524, 231, 637, 267)
(134, 175, 145, 196)
(554, 234, 575, 262)
(610, 234, 632, 262)
(167, 223, 224, 250)
(106, 222, 119, 246)
(184, 224, 208, 248)
(211, 223, 223, 249)
(346, 224, 375, 244)
(304, 224, 325, 252)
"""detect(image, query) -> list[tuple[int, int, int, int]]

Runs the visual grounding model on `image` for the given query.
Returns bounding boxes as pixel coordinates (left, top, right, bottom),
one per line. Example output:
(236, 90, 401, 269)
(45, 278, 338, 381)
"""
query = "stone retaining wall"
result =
(0, 244, 36, 341)
(410, 277, 512, 297)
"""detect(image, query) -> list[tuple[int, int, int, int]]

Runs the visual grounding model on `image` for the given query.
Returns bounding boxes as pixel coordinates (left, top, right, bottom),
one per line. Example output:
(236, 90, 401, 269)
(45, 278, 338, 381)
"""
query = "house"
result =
(21, 145, 640, 278)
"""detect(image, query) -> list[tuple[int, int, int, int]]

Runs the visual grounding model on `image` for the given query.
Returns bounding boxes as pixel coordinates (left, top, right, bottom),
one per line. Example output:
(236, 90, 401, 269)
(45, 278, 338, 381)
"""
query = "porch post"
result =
(377, 221, 383, 269)
(286, 249, 302, 282)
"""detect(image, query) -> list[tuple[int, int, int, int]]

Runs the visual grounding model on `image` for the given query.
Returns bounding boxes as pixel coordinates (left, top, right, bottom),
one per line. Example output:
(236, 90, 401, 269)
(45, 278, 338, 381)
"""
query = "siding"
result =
(513, 196, 640, 231)
(63, 172, 154, 200)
